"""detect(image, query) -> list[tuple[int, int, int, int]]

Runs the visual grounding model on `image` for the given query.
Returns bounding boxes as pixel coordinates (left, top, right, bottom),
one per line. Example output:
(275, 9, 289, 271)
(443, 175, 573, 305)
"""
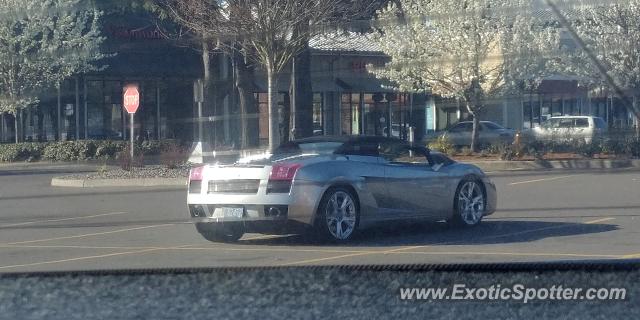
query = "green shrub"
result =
(482, 144, 501, 155)
(137, 140, 181, 156)
(1, 139, 188, 163)
(117, 146, 145, 171)
(628, 139, 640, 158)
(95, 140, 127, 159)
(160, 144, 189, 169)
(460, 146, 473, 156)
(42, 141, 98, 161)
(497, 144, 516, 161)
(599, 139, 625, 155)
(576, 141, 601, 158)
(0, 143, 47, 162)
(428, 136, 456, 156)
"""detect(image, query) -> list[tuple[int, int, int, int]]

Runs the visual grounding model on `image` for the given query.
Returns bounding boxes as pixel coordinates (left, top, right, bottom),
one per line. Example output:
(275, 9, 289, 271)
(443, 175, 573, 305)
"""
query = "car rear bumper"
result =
(187, 179, 325, 226)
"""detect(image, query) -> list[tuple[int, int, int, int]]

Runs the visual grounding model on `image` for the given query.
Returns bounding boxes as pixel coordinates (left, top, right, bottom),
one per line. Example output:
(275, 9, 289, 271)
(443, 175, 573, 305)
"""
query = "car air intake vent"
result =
(189, 181, 202, 194)
(208, 180, 260, 194)
(266, 180, 292, 194)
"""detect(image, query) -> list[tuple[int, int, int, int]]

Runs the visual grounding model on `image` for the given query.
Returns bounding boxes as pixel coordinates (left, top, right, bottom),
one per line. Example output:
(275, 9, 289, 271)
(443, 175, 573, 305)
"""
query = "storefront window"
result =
(551, 97, 563, 116)
(389, 93, 409, 139)
(340, 94, 352, 135)
(160, 79, 192, 142)
(86, 80, 126, 140)
(139, 81, 158, 140)
(564, 98, 577, 115)
(541, 97, 552, 122)
(363, 93, 376, 135)
(312, 93, 323, 135)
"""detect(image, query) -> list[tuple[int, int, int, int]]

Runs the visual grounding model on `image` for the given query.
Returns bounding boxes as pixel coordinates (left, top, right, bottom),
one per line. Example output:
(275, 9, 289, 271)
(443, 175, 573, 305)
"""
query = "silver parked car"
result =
(187, 136, 497, 242)
(525, 116, 607, 143)
(442, 121, 516, 147)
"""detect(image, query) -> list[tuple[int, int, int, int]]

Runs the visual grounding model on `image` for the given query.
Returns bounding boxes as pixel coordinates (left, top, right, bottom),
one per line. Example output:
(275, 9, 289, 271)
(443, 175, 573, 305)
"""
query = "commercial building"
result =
(1, 10, 637, 146)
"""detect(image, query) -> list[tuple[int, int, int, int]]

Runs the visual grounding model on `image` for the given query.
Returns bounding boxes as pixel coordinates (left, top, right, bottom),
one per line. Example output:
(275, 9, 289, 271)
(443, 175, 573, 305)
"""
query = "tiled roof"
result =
(309, 32, 382, 53)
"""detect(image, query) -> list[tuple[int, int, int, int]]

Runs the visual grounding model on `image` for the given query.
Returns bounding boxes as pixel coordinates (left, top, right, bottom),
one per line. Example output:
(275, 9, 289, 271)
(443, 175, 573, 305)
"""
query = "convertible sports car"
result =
(187, 136, 497, 242)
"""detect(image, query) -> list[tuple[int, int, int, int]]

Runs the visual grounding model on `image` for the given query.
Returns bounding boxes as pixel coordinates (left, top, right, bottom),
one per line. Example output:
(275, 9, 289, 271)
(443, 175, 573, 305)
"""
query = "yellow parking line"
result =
(0, 244, 193, 270)
(0, 243, 381, 255)
(278, 219, 615, 265)
(0, 212, 127, 228)
(0, 243, 626, 267)
(584, 217, 615, 224)
(169, 246, 378, 254)
(0, 244, 165, 250)
(166, 246, 620, 260)
(509, 175, 573, 185)
(2, 224, 175, 246)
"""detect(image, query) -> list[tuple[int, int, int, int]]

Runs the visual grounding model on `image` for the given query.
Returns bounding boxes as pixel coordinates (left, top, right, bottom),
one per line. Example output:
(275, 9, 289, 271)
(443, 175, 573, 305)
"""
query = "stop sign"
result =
(123, 84, 140, 114)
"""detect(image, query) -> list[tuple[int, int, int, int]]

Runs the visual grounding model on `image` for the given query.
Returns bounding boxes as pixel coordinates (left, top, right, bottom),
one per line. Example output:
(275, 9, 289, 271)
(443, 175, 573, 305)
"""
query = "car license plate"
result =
(222, 207, 244, 218)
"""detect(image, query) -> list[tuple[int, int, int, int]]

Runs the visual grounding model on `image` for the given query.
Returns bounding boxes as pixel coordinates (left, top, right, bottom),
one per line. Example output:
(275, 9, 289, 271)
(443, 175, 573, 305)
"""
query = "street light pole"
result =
(290, 57, 296, 140)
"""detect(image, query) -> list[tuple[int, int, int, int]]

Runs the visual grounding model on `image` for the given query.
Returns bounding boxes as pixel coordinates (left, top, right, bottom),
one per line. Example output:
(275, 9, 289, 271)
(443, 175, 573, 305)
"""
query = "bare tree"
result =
(229, 0, 381, 150)
(159, 0, 376, 151)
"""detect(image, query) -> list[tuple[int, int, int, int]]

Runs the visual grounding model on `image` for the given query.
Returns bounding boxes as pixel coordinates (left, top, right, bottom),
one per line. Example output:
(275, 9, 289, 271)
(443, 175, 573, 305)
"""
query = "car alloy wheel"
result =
(317, 188, 359, 242)
(452, 179, 485, 227)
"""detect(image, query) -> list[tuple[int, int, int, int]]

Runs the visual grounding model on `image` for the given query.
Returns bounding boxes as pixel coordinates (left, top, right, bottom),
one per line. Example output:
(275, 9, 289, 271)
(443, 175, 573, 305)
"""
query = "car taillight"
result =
(267, 163, 301, 194)
(189, 166, 205, 181)
(269, 163, 302, 181)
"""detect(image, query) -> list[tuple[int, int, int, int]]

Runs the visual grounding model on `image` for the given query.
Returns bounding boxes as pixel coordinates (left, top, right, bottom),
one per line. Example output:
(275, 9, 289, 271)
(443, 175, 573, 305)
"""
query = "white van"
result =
(527, 116, 607, 143)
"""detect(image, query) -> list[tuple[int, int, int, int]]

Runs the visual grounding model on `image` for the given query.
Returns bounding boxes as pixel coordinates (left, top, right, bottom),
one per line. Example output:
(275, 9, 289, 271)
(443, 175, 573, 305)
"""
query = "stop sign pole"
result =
(123, 84, 140, 159)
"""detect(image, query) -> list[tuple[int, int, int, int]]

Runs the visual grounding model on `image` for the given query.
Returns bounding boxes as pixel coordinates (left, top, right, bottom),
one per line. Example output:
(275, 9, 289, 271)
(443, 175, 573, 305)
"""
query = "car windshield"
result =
(2, 0, 640, 300)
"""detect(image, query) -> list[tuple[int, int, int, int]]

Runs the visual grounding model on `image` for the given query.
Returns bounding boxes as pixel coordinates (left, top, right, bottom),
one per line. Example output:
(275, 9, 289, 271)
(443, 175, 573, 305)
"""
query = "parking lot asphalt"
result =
(0, 163, 639, 272)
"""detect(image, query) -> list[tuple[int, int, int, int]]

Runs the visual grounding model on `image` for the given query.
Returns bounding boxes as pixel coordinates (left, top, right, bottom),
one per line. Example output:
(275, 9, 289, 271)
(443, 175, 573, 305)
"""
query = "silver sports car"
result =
(187, 136, 497, 242)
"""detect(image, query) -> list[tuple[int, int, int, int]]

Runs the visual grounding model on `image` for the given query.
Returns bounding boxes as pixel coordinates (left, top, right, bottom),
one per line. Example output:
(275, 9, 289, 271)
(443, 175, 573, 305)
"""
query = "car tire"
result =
(447, 177, 486, 228)
(314, 187, 360, 243)
(196, 222, 244, 243)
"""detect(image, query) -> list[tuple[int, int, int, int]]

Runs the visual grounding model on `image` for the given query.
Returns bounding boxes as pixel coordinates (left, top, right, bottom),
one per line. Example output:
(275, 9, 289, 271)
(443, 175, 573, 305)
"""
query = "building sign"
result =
(107, 25, 163, 40)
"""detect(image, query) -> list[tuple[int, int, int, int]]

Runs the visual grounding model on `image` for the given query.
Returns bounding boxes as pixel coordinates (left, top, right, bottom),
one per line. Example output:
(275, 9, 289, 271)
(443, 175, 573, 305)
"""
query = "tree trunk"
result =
(466, 104, 480, 152)
(289, 38, 313, 139)
(267, 65, 280, 152)
(14, 111, 19, 143)
(234, 50, 259, 149)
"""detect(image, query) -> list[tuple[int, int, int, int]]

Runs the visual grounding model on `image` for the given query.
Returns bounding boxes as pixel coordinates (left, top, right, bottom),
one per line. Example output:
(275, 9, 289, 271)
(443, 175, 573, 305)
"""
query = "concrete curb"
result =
(51, 177, 186, 188)
(467, 159, 640, 172)
(50, 158, 640, 187)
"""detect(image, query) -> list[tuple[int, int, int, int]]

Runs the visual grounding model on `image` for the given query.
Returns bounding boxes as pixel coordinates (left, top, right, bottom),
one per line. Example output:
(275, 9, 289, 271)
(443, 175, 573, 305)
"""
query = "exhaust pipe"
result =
(267, 206, 281, 217)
